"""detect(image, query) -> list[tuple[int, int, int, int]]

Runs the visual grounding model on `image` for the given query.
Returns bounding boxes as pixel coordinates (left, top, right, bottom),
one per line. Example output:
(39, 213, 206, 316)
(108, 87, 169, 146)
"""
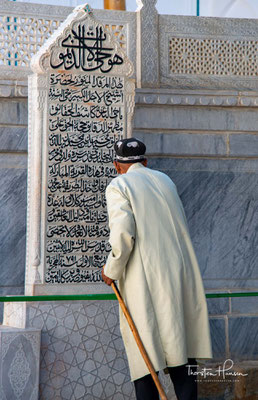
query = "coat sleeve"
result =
(104, 182, 135, 281)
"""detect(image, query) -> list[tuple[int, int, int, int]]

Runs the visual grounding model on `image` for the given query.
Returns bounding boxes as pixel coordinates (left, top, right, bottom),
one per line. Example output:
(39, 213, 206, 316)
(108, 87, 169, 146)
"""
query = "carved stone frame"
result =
(25, 4, 135, 295)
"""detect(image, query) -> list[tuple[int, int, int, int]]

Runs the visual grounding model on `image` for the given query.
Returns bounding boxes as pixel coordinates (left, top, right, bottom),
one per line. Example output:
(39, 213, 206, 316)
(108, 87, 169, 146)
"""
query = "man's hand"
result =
(101, 266, 114, 286)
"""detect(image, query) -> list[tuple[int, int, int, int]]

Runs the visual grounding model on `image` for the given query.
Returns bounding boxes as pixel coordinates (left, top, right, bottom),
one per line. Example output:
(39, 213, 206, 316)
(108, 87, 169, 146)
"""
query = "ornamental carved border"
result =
(169, 37, 257, 77)
(160, 15, 258, 90)
(135, 89, 258, 108)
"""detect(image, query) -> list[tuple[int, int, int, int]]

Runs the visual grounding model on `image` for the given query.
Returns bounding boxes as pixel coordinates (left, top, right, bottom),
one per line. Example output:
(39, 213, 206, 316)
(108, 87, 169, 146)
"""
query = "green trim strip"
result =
(0, 294, 117, 302)
(206, 292, 258, 299)
(0, 292, 257, 302)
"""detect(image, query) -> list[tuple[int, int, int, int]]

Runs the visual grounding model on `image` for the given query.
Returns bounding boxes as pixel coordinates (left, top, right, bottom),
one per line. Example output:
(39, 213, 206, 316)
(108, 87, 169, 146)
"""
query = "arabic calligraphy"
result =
(49, 87, 124, 105)
(49, 104, 123, 119)
(48, 177, 109, 193)
(47, 223, 110, 239)
(47, 239, 111, 254)
(46, 71, 124, 284)
(45, 269, 103, 283)
(49, 163, 117, 179)
(47, 253, 106, 269)
(49, 118, 123, 135)
(50, 25, 124, 73)
(49, 73, 124, 89)
(48, 132, 117, 149)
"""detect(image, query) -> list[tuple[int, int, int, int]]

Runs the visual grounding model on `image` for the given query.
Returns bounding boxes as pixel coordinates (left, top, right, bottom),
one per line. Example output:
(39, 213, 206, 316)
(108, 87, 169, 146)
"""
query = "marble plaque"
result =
(46, 73, 124, 285)
(0, 326, 41, 400)
(26, 3, 135, 294)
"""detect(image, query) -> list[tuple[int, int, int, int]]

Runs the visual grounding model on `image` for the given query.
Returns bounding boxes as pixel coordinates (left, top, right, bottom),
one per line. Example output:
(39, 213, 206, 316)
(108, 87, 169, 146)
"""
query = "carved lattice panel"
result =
(0, 15, 61, 66)
(0, 13, 127, 67)
(105, 24, 126, 50)
(170, 37, 258, 76)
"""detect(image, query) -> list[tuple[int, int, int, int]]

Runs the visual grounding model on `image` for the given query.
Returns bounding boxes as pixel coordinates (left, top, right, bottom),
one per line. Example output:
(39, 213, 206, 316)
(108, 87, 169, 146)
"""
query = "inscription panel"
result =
(46, 73, 123, 284)
(26, 5, 134, 293)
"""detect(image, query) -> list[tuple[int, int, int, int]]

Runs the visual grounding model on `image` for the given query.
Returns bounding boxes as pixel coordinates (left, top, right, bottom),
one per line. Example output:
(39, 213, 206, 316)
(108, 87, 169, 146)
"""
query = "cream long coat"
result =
(104, 163, 212, 381)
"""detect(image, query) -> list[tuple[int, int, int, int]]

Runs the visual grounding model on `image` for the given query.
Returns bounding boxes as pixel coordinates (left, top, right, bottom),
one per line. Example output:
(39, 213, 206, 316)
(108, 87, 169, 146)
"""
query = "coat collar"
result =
(127, 163, 145, 173)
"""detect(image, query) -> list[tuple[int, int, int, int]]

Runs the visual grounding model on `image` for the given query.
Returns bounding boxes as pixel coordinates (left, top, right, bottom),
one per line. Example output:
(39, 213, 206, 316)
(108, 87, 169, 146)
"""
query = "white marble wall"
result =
(147, 158, 258, 290)
(0, 97, 28, 323)
(147, 157, 258, 365)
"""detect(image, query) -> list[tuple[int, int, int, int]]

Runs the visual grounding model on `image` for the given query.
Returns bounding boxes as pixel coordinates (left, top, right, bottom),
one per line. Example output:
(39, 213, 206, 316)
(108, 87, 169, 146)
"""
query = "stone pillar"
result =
(136, 0, 160, 88)
(26, 75, 48, 294)
(104, 0, 126, 10)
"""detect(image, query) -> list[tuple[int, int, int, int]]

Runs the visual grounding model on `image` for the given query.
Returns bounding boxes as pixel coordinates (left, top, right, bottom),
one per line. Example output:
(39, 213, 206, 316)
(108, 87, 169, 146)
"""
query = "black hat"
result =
(114, 138, 146, 163)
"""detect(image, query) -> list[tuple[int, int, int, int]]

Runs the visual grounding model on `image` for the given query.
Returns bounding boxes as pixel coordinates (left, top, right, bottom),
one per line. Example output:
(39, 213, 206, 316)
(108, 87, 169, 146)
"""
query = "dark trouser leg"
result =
(133, 358, 197, 400)
(168, 358, 197, 400)
(134, 373, 159, 400)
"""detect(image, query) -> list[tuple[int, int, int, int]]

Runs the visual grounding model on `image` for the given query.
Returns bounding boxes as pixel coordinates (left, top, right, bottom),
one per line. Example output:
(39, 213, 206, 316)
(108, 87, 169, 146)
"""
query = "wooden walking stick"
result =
(111, 281, 168, 400)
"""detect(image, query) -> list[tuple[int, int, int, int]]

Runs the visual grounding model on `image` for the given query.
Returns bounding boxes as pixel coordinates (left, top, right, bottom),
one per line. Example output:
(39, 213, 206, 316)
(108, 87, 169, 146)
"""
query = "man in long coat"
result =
(102, 138, 212, 400)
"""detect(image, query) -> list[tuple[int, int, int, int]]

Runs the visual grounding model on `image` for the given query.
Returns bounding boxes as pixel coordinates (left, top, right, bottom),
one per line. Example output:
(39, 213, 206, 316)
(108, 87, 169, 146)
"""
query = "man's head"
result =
(113, 138, 147, 174)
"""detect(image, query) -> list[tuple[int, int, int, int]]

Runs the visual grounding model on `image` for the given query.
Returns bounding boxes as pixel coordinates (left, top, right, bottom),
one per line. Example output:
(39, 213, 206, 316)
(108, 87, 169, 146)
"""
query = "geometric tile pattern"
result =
(27, 301, 174, 399)
(170, 37, 258, 76)
(28, 301, 133, 400)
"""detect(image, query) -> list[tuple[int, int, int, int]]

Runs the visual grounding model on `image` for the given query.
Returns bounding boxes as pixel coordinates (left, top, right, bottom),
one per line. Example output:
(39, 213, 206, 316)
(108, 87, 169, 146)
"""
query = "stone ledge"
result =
(0, 79, 28, 98)
(135, 88, 258, 108)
